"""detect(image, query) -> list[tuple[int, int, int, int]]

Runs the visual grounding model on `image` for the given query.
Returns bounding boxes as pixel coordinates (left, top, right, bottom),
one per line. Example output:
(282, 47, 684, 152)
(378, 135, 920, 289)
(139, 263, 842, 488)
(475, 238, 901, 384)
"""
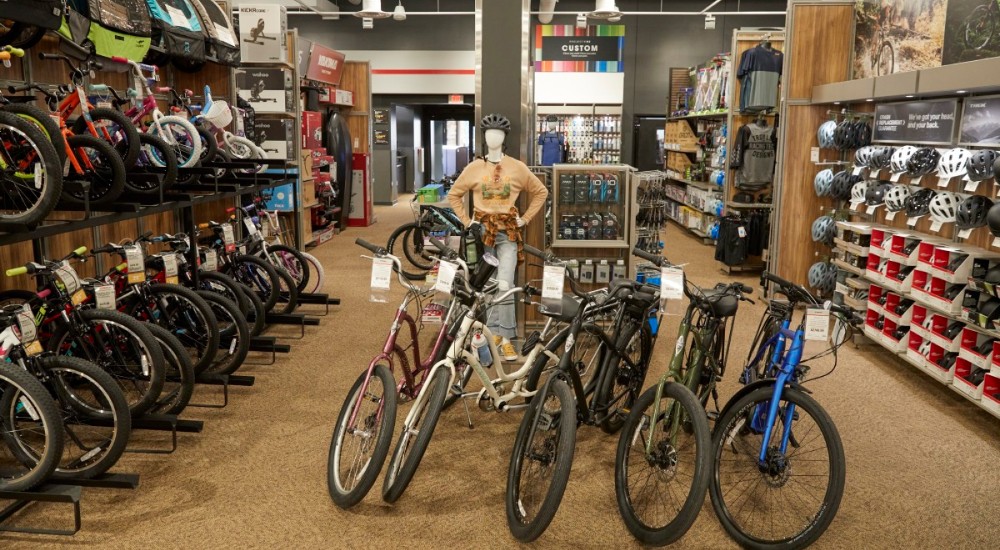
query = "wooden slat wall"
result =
(341, 61, 371, 154)
(0, 243, 35, 292)
(786, 4, 855, 101)
(667, 67, 691, 115)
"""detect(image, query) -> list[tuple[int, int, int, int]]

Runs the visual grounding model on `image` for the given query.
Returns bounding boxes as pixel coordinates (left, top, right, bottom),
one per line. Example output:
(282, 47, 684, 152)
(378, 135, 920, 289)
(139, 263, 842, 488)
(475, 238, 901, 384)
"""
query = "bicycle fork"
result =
(754, 328, 804, 463)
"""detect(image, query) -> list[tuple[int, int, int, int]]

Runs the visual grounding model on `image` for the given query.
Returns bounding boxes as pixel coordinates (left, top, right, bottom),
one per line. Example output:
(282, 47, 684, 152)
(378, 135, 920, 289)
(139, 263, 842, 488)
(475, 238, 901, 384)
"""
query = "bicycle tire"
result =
(144, 323, 195, 416)
(146, 115, 202, 168)
(614, 382, 710, 546)
(2, 102, 67, 165)
(523, 324, 603, 396)
(46, 308, 166, 417)
(223, 254, 281, 313)
(382, 366, 449, 504)
(134, 283, 220, 375)
(197, 126, 218, 162)
(196, 291, 250, 376)
(61, 133, 126, 206)
(301, 251, 325, 293)
(131, 133, 178, 193)
(0, 364, 64, 492)
(875, 41, 894, 77)
(328, 364, 397, 508)
(271, 264, 300, 315)
(709, 386, 846, 550)
(197, 270, 251, 319)
(386, 222, 432, 281)
(596, 320, 652, 434)
(72, 107, 141, 169)
(234, 281, 266, 337)
(964, 5, 995, 50)
(0, 109, 63, 225)
(266, 244, 311, 293)
(505, 376, 576, 542)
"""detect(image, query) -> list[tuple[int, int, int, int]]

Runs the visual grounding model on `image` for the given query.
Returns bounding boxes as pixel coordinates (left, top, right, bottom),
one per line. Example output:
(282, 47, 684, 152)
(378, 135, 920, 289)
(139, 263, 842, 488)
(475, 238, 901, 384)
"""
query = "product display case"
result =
(551, 165, 633, 249)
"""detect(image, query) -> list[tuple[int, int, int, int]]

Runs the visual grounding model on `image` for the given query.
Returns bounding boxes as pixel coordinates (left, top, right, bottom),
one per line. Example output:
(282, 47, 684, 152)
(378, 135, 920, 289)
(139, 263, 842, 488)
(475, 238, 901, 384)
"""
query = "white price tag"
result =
(162, 253, 179, 284)
(737, 226, 747, 238)
(930, 220, 943, 232)
(96, 100, 112, 110)
(964, 179, 980, 192)
(94, 283, 116, 309)
(911, 176, 922, 185)
(126, 245, 145, 284)
(805, 308, 831, 341)
(958, 228, 973, 240)
(937, 176, 951, 188)
(866, 205, 878, 215)
(34, 164, 42, 189)
(243, 217, 259, 236)
(202, 249, 218, 271)
(434, 260, 457, 294)
(907, 216, 922, 227)
(993, 237, 1000, 249)
(660, 267, 684, 301)
(370, 257, 392, 290)
(542, 264, 565, 303)
(54, 263, 81, 294)
(222, 224, 236, 252)
(810, 147, 819, 163)
(852, 166, 864, 176)
(164, 4, 186, 26)
(238, 244, 247, 256)
(885, 210, 897, 221)
(15, 310, 36, 343)
(890, 172, 902, 182)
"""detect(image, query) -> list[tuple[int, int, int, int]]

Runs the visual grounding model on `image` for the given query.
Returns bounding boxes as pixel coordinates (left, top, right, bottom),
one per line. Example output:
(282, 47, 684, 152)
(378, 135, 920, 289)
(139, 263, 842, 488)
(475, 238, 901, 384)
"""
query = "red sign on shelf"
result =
(306, 44, 346, 86)
(448, 94, 464, 104)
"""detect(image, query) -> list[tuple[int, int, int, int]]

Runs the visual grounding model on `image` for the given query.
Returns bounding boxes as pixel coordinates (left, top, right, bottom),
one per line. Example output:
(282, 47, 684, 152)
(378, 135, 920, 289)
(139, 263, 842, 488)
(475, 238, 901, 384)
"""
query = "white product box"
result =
(237, 4, 288, 63)
(253, 117, 294, 160)
(236, 68, 293, 114)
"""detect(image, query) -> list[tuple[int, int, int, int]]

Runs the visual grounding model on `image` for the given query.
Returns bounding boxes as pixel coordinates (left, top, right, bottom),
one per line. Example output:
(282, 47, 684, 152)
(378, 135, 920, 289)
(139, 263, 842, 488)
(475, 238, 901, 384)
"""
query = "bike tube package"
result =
(189, 0, 240, 66)
(0, 0, 64, 30)
(60, 0, 152, 61)
(143, 0, 207, 63)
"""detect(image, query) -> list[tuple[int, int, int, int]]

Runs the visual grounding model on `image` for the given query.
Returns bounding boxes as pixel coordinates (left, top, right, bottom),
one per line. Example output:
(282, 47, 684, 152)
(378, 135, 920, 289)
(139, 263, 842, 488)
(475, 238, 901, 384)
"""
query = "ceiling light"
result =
(866, 98, 873, 102)
(576, 13, 587, 28)
(362, 17, 374, 28)
(393, 2, 406, 20)
(589, 0, 621, 19)
(354, 0, 391, 19)
(905, 95, 914, 98)
(834, 102, 841, 105)
(956, 90, 967, 94)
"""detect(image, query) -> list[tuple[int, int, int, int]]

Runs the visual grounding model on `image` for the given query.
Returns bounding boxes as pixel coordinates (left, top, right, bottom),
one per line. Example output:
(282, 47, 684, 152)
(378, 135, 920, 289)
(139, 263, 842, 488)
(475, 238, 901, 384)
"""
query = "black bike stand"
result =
(0, 485, 81, 536)
(294, 292, 340, 316)
(187, 373, 256, 409)
(246, 336, 290, 365)
(119, 414, 205, 455)
(264, 313, 319, 339)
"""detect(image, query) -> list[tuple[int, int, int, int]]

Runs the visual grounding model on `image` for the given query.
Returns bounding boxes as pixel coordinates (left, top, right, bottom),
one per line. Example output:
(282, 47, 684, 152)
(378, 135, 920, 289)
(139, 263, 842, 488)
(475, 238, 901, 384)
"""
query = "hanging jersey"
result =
(738, 45, 783, 112)
(538, 132, 565, 166)
(730, 122, 776, 188)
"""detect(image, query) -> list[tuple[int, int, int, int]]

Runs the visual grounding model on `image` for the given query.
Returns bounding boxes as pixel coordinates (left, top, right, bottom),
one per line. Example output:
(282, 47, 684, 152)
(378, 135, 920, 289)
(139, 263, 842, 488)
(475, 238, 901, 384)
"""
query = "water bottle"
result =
(471, 330, 493, 367)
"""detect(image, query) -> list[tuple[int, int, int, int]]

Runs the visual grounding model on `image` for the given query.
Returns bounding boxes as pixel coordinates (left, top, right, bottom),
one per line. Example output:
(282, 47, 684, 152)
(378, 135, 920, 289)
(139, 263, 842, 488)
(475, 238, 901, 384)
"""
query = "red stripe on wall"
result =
(370, 69, 475, 75)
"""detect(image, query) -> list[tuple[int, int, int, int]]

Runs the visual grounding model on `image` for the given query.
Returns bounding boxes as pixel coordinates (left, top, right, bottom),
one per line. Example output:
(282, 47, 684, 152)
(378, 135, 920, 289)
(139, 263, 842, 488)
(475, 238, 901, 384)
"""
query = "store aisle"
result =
(6, 202, 1000, 549)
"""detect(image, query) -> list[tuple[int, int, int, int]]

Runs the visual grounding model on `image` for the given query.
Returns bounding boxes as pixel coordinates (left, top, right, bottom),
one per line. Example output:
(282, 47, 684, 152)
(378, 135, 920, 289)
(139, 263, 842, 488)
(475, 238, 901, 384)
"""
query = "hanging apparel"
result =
(538, 131, 565, 166)
(477, 208, 525, 262)
(730, 121, 777, 190)
(737, 45, 783, 112)
(714, 211, 770, 266)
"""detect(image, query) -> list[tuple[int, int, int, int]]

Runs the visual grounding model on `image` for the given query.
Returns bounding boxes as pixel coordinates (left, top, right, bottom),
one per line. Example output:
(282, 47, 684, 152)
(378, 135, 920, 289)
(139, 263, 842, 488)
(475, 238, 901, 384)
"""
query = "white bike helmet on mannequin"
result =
(890, 145, 918, 173)
(814, 169, 834, 197)
(929, 191, 961, 224)
(850, 180, 870, 203)
(854, 146, 875, 168)
(884, 185, 913, 212)
(938, 148, 971, 179)
(817, 120, 837, 149)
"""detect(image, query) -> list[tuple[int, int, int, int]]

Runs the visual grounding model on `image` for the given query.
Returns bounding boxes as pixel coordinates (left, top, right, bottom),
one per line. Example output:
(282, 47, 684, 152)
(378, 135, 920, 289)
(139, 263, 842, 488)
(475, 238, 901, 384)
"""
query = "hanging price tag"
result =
(993, 237, 1000, 249)
(34, 164, 43, 189)
(54, 263, 81, 294)
(937, 176, 951, 188)
(810, 147, 819, 163)
(958, 228, 973, 240)
(906, 215, 922, 227)
(15, 310, 36, 344)
(805, 308, 831, 341)
(964, 179, 980, 192)
(930, 220, 943, 232)
(890, 172, 902, 182)
(94, 283, 116, 309)
(243, 217, 259, 236)
(737, 226, 747, 238)
(222, 224, 236, 253)
(126, 245, 146, 284)
(911, 176, 922, 185)
(661, 266, 684, 301)
(885, 210, 897, 221)
(541, 263, 565, 315)
(71, 288, 87, 306)
(23, 340, 43, 356)
(434, 260, 457, 294)
(866, 205, 878, 215)
(852, 166, 864, 176)
(162, 253, 179, 284)
(96, 101, 113, 110)
(202, 249, 218, 271)
(238, 244, 247, 255)
(370, 257, 393, 303)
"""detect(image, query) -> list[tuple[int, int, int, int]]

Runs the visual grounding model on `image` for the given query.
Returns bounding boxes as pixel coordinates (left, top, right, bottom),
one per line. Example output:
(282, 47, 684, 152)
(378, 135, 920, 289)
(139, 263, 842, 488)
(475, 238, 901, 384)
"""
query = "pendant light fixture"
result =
(353, 0, 391, 19)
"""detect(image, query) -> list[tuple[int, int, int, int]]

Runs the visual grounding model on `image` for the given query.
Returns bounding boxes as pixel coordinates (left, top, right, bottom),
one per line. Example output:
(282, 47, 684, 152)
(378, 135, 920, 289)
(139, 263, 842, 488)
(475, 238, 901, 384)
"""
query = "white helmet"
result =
(814, 169, 834, 197)
(850, 180, 871, 203)
(890, 145, 918, 174)
(884, 185, 913, 212)
(817, 120, 837, 149)
(854, 146, 875, 169)
(938, 148, 971, 178)
(929, 191, 961, 223)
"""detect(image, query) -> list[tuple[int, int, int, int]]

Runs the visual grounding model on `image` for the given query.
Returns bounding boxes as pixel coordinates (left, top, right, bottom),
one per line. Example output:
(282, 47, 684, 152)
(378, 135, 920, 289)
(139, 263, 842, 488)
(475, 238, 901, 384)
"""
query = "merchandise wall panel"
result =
(0, 243, 35, 292)
(786, 3, 854, 100)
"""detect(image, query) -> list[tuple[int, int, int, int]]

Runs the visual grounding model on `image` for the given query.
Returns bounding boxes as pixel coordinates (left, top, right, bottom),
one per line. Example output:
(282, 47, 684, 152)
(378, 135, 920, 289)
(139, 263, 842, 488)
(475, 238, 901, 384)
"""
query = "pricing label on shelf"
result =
(964, 179, 979, 192)
(890, 172, 902, 182)
(434, 260, 457, 294)
(810, 147, 819, 163)
(885, 210, 897, 221)
(661, 267, 684, 301)
(16, 310, 36, 344)
(930, 220, 943, 232)
(906, 215, 922, 227)
(222, 225, 236, 253)
(958, 228, 973, 240)
(202, 249, 218, 272)
(162, 253, 179, 284)
(805, 308, 830, 341)
(852, 166, 864, 176)
(937, 177, 951, 188)
(866, 205, 878, 215)
(994, 237, 1000, 249)
(126, 245, 145, 284)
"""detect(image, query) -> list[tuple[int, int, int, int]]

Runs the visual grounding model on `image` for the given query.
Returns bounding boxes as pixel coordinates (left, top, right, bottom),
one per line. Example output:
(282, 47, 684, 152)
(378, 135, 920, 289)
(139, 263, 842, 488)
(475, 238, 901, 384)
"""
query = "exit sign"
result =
(448, 94, 463, 104)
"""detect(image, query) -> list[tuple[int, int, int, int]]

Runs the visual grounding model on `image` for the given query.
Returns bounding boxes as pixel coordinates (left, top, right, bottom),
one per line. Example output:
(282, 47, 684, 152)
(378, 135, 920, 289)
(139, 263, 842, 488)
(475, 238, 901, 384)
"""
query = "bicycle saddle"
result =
(695, 289, 739, 318)
(538, 294, 583, 323)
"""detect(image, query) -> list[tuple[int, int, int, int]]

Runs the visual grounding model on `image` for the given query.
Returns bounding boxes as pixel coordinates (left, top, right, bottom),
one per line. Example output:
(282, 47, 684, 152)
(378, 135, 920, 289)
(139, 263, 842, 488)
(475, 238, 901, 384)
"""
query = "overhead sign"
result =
(959, 95, 1000, 147)
(534, 25, 624, 73)
(306, 44, 346, 86)
(373, 108, 389, 125)
(872, 98, 957, 145)
(541, 36, 620, 62)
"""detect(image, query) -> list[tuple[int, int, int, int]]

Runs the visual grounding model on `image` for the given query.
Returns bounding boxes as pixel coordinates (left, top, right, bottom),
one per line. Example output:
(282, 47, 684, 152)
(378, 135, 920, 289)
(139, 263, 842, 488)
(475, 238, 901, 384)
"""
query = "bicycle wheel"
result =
(145, 323, 195, 416)
(0, 109, 63, 225)
(62, 134, 126, 206)
(0, 364, 64, 491)
(710, 386, 846, 549)
(271, 265, 300, 315)
(266, 244, 311, 293)
(235, 281, 266, 337)
(0, 22, 46, 49)
(524, 324, 604, 396)
(382, 366, 449, 504)
(197, 270, 250, 315)
(130, 133, 178, 194)
(615, 382, 710, 546)
(2, 102, 67, 165)
(506, 376, 576, 542)
(386, 222, 433, 280)
(875, 41, 894, 76)
(72, 107, 141, 169)
(301, 251, 325, 293)
(146, 115, 202, 168)
(597, 320, 652, 434)
(197, 291, 250, 376)
(223, 254, 281, 313)
(131, 284, 220, 375)
(964, 5, 995, 50)
(196, 126, 218, 163)
(47, 308, 166, 417)
(328, 365, 397, 508)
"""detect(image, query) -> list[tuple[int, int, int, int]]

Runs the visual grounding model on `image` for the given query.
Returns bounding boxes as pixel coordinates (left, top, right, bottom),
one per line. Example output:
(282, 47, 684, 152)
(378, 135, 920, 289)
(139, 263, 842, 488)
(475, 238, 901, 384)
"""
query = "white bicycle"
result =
(122, 60, 202, 168)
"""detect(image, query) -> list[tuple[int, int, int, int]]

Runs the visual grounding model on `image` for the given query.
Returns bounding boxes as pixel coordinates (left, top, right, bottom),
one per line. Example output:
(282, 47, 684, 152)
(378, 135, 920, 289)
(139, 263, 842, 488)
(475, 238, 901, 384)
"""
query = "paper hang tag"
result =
(958, 228, 973, 240)
(243, 217, 259, 236)
(866, 205, 878, 215)
(890, 172, 902, 183)
(15, 310, 36, 343)
(434, 260, 458, 294)
(222, 225, 236, 253)
(202, 249, 218, 271)
(661, 266, 684, 301)
(54, 263, 81, 294)
(34, 164, 43, 189)
(126, 245, 146, 284)
(737, 226, 747, 238)
(810, 147, 819, 163)
(937, 176, 951, 188)
(259, 221, 270, 239)
(370, 257, 393, 290)
(542, 264, 565, 309)
(885, 210, 897, 221)
(94, 283, 116, 309)
(852, 166, 864, 176)
(907, 216, 922, 227)
(964, 179, 980, 192)
(805, 308, 831, 341)
(911, 176, 922, 185)
(993, 237, 1000, 248)
(71, 288, 87, 306)
(930, 220, 943, 232)
(162, 253, 179, 284)
(24, 340, 43, 357)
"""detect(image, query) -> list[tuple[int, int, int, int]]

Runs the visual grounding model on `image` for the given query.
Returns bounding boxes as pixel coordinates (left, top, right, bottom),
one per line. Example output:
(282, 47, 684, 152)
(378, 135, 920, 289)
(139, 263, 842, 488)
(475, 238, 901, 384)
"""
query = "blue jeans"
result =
(485, 231, 517, 340)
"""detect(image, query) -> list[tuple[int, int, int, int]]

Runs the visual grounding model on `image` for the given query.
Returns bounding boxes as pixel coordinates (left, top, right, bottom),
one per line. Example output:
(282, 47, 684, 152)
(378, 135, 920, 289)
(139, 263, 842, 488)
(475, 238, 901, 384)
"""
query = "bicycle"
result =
(871, 16, 894, 77)
(613, 248, 753, 546)
(964, 0, 999, 50)
(199, 219, 288, 314)
(248, 196, 325, 293)
(386, 198, 466, 280)
(708, 272, 860, 549)
(0, 358, 64, 491)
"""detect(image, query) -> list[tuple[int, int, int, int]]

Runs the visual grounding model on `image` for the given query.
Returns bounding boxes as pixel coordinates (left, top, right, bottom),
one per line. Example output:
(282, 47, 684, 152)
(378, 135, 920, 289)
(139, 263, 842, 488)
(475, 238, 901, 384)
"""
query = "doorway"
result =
(633, 116, 666, 171)
(423, 104, 475, 183)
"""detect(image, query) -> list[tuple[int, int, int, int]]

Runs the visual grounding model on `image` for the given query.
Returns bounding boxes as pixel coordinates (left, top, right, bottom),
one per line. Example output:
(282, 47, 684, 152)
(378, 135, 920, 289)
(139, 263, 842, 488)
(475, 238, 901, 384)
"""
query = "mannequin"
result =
(538, 115, 565, 166)
(448, 113, 548, 361)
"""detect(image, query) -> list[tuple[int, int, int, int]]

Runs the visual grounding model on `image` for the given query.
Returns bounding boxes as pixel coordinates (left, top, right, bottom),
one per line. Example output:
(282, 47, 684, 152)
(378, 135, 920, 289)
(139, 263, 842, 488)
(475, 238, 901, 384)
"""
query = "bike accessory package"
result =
(188, 0, 240, 66)
(906, 147, 941, 178)
(865, 181, 892, 206)
(905, 188, 937, 217)
(981, 298, 1000, 321)
(938, 148, 972, 179)
(817, 120, 837, 149)
(732, 191, 755, 203)
(967, 149, 998, 181)
(811, 215, 836, 244)
(956, 195, 994, 229)
(849, 179, 870, 203)
(885, 185, 913, 212)
(143, 0, 207, 65)
(890, 145, 918, 174)
(871, 146, 895, 170)
(929, 191, 960, 224)
(59, 0, 152, 62)
(854, 145, 875, 168)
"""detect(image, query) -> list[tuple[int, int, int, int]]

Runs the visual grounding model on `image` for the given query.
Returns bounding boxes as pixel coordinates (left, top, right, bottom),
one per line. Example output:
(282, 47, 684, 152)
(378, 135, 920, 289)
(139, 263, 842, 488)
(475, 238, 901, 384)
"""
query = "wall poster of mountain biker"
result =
(941, 0, 1000, 63)
(853, 0, 947, 78)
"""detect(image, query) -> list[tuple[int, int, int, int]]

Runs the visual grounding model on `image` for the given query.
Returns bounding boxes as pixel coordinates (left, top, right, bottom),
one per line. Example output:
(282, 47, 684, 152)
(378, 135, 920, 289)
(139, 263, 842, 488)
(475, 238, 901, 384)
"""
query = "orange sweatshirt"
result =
(447, 155, 548, 226)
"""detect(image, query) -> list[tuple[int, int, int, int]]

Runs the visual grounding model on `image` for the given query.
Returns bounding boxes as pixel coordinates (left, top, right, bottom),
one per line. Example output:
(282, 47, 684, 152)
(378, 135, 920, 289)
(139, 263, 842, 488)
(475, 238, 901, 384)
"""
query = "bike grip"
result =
(736, 282, 753, 295)
(155, 86, 172, 93)
(631, 247, 664, 266)
(5, 47, 24, 57)
(5, 266, 27, 277)
(88, 84, 109, 92)
(73, 246, 88, 257)
(110, 56, 128, 64)
(197, 222, 211, 230)
(354, 238, 383, 255)
(38, 52, 61, 60)
(115, 262, 128, 272)
(7, 84, 30, 93)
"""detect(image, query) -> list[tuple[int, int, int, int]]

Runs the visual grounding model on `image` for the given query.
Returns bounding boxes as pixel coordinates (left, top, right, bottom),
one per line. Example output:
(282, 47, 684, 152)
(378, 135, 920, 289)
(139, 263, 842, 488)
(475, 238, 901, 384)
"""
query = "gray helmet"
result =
(884, 185, 912, 212)
(811, 215, 836, 244)
(814, 169, 834, 197)
(808, 262, 836, 294)
(817, 120, 837, 149)
(481, 113, 511, 133)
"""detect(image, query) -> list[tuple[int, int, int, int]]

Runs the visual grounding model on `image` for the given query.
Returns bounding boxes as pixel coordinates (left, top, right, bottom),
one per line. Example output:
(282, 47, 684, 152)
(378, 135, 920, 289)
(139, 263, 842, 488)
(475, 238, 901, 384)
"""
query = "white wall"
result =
(338, 50, 475, 95)
(534, 72, 625, 104)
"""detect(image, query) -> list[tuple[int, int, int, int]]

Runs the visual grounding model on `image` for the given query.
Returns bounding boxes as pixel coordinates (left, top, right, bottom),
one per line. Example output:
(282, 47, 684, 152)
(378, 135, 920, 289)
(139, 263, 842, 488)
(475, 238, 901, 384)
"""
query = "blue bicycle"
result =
(709, 272, 859, 549)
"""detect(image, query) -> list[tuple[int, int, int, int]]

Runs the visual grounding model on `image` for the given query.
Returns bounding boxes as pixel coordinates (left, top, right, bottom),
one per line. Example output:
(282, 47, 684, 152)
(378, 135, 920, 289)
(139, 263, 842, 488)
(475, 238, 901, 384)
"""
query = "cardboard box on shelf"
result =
(253, 117, 294, 160)
(236, 68, 293, 114)
(301, 149, 314, 178)
(302, 111, 323, 150)
(236, 4, 287, 63)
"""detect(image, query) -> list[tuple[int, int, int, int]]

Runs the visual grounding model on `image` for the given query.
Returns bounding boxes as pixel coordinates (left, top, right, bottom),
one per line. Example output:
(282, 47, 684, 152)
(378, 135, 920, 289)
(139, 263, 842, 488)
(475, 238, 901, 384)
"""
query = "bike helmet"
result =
(833, 119, 854, 150)
(986, 265, 1000, 285)
(890, 146, 918, 174)
(850, 180, 870, 203)
(987, 202, 1000, 237)
(871, 146, 896, 170)
(928, 191, 961, 224)
(814, 169, 834, 197)
(967, 149, 998, 181)
(811, 215, 836, 244)
(817, 120, 837, 149)
(956, 195, 994, 229)
(481, 113, 511, 133)
(884, 185, 913, 212)
(905, 188, 936, 217)
(854, 146, 875, 168)
(938, 148, 972, 179)
(831, 171, 862, 200)
(808, 261, 828, 288)
(808, 262, 837, 294)
(865, 181, 893, 206)
(906, 148, 941, 178)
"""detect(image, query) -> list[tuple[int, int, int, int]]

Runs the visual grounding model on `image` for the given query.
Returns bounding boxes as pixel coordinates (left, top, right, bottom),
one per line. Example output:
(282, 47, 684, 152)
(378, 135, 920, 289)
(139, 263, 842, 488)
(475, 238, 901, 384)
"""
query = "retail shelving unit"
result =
(535, 106, 622, 165)
(663, 114, 724, 244)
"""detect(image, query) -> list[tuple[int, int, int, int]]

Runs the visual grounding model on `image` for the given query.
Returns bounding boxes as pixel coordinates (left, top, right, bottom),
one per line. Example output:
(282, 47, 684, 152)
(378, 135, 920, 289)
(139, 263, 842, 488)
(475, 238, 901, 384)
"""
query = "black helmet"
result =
(905, 188, 936, 217)
(833, 119, 853, 150)
(871, 146, 895, 169)
(956, 195, 994, 229)
(906, 148, 941, 177)
(481, 113, 511, 133)
(987, 202, 1000, 237)
(831, 171, 861, 200)
(966, 150, 997, 181)
(852, 120, 872, 149)
(864, 181, 892, 206)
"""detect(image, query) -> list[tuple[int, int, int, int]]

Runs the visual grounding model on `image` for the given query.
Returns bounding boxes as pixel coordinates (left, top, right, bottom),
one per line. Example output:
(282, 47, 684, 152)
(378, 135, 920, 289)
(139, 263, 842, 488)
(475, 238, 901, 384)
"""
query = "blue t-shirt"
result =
(538, 132, 565, 166)
(738, 45, 783, 112)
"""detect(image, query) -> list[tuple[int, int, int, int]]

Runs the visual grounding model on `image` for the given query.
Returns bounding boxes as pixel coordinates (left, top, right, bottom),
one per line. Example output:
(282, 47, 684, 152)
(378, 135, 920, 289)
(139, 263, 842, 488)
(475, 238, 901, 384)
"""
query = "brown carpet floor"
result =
(4, 198, 1000, 549)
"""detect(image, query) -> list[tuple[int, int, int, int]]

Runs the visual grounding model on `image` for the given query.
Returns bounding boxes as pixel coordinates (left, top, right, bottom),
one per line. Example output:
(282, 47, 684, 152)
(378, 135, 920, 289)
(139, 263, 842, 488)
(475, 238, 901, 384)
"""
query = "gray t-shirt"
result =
(730, 122, 776, 188)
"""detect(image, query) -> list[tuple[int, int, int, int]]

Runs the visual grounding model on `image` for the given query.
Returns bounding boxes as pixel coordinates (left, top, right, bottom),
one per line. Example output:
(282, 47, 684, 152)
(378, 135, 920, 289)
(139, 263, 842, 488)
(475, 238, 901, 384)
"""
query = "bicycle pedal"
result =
(706, 410, 719, 421)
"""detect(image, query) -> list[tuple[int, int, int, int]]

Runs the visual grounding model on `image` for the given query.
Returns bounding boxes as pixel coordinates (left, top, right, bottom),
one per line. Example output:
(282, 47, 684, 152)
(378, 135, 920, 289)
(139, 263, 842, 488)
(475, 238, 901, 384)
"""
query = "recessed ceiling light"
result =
(905, 95, 914, 98)
(834, 101, 841, 105)
(957, 90, 967, 94)
(866, 98, 874, 102)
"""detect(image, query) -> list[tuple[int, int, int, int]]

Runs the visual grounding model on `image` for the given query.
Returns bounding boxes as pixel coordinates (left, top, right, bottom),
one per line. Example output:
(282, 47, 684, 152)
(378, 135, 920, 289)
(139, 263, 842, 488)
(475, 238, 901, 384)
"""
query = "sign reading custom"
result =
(872, 98, 958, 145)
(541, 36, 620, 62)
(306, 44, 346, 86)
(534, 25, 624, 72)
(959, 95, 1000, 147)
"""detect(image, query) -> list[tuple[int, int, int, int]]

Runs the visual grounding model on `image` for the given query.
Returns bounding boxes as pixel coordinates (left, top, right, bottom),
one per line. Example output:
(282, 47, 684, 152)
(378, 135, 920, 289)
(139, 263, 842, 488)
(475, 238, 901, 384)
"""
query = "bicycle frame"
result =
(752, 325, 805, 462)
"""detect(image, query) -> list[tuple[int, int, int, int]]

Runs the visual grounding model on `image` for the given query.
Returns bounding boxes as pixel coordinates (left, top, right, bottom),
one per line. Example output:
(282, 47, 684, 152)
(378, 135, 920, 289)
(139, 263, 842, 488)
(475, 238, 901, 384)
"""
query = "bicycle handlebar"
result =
(427, 237, 458, 260)
(354, 238, 385, 255)
(761, 271, 817, 304)
(631, 247, 666, 266)
(824, 300, 864, 326)
(5, 266, 28, 277)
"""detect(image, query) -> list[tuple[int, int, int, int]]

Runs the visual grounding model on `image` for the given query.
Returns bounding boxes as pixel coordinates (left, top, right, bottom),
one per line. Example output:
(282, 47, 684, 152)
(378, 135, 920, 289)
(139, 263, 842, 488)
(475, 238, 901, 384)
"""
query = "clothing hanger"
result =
(760, 33, 772, 50)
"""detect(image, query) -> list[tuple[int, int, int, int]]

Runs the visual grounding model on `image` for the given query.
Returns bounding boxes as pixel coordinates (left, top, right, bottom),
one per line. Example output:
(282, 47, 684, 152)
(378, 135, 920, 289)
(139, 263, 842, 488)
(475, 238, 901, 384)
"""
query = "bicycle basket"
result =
(0, 0, 64, 30)
(203, 99, 233, 129)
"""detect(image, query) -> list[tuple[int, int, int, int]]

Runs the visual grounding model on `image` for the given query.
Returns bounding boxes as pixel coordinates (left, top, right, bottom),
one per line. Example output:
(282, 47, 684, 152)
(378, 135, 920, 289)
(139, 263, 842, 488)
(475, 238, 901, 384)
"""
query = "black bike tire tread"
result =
(144, 322, 195, 416)
(71, 107, 141, 168)
(0, 109, 64, 225)
(196, 291, 251, 376)
(0, 366, 64, 491)
(146, 283, 221, 375)
(61, 134, 126, 206)
(266, 244, 311, 293)
(224, 254, 281, 313)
